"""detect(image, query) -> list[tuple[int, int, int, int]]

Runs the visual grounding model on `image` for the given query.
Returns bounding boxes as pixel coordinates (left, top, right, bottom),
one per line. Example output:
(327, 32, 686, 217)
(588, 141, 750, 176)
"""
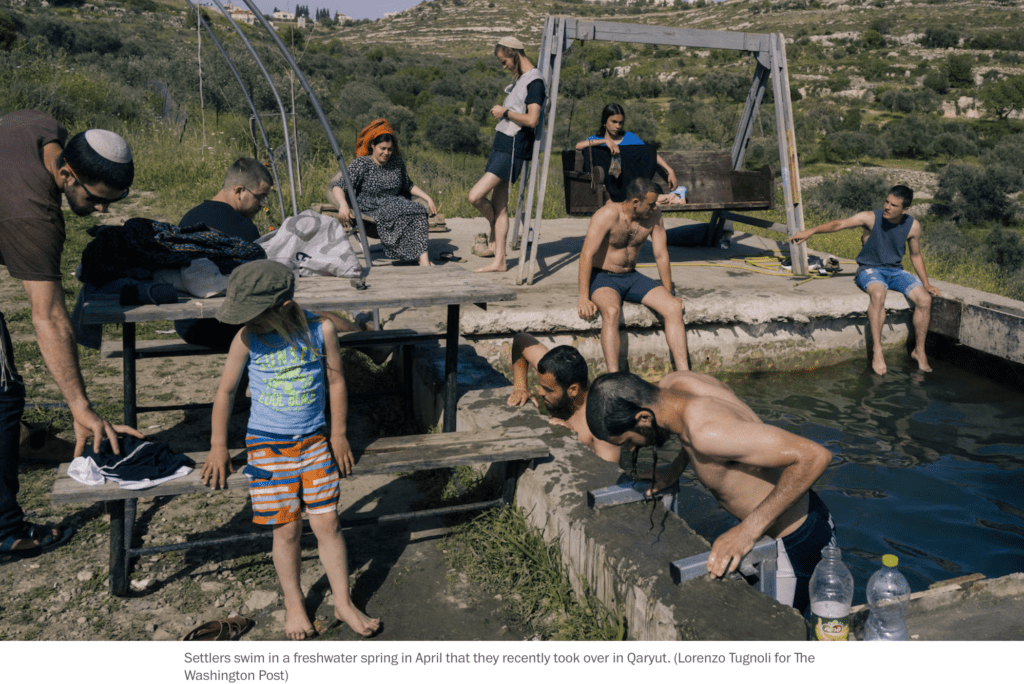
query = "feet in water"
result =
(910, 349, 933, 372)
(871, 354, 888, 376)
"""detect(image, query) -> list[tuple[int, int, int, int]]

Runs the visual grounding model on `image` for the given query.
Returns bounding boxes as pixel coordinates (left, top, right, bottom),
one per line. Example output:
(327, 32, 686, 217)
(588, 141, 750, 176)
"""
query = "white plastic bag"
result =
(255, 209, 360, 278)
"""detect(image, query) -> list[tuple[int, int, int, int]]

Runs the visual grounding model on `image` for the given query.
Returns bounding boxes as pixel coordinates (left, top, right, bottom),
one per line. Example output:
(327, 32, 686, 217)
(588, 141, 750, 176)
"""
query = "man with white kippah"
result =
(0, 109, 143, 562)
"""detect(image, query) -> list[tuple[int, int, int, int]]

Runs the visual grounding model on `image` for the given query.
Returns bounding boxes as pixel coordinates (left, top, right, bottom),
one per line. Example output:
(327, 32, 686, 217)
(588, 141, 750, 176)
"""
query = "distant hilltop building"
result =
(272, 11, 296, 20)
(335, 13, 351, 23)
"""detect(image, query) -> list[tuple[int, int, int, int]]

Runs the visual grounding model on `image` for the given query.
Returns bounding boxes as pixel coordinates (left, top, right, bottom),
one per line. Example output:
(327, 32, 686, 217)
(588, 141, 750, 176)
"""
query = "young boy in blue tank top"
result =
(201, 260, 380, 639)
(789, 185, 941, 376)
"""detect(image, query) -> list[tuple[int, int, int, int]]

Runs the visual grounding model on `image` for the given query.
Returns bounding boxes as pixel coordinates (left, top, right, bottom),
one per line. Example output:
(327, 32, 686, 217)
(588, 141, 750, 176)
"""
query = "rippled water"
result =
(670, 358, 1024, 603)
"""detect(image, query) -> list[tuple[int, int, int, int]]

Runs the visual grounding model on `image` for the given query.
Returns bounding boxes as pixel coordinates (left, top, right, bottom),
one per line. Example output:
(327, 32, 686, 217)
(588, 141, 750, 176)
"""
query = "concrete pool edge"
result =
(452, 387, 809, 641)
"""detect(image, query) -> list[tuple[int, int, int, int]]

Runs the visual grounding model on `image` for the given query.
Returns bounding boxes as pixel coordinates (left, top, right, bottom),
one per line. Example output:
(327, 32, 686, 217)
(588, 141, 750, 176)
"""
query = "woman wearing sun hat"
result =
(467, 36, 546, 273)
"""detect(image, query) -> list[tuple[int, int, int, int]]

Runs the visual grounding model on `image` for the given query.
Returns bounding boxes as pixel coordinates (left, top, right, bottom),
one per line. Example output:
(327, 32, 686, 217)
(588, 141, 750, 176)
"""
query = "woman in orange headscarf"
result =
(331, 121, 437, 266)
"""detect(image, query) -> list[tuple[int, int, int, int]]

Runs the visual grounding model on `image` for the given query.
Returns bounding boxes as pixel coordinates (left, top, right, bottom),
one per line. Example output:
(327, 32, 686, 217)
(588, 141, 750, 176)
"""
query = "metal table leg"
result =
(123, 321, 137, 429)
(443, 304, 459, 433)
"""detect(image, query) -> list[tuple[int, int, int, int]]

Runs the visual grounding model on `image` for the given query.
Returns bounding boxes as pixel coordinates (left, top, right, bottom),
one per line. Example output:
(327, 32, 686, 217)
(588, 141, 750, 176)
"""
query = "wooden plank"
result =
(78, 264, 516, 325)
(99, 328, 447, 359)
(52, 427, 549, 505)
(563, 19, 770, 53)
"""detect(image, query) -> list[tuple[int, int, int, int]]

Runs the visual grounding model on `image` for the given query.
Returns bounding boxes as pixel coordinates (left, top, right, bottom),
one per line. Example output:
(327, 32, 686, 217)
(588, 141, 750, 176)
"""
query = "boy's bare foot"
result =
(285, 608, 316, 640)
(336, 602, 380, 637)
(910, 349, 932, 372)
(871, 355, 888, 376)
(474, 259, 507, 273)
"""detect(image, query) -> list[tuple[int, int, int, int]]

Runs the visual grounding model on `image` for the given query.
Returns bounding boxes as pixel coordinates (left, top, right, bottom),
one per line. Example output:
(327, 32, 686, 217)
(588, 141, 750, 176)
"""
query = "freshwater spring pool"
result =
(669, 357, 1024, 604)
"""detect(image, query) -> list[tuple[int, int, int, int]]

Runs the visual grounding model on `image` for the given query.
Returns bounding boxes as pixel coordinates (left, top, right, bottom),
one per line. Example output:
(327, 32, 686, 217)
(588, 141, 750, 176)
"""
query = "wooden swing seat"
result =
(562, 149, 774, 215)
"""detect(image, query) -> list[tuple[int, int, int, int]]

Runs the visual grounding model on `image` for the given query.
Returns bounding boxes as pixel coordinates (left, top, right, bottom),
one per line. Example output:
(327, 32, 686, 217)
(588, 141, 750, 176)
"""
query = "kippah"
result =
(83, 129, 133, 164)
(497, 36, 525, 50)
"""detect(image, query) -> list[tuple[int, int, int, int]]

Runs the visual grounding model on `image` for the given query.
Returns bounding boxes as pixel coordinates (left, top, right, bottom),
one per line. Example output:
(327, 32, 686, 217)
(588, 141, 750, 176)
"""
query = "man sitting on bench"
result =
(578, 177, 689, 373)
(507, 333, 620, 464)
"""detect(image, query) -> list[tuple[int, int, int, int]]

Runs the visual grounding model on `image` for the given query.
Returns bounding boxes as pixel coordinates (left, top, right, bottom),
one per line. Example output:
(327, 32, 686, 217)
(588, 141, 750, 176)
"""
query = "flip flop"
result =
(438, 251, 465, 262)
(183, 616, 254, 641)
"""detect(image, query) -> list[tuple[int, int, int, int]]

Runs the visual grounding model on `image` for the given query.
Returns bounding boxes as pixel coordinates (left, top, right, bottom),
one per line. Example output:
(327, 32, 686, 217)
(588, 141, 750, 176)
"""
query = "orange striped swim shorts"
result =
(244, 431, 340, 526)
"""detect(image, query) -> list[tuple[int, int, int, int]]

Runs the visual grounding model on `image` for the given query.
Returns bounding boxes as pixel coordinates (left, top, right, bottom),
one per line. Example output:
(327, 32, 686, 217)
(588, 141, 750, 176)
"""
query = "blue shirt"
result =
(587, 131, 644, 146)
(247, 313, 326, 436)
(857, 209, 914, 270)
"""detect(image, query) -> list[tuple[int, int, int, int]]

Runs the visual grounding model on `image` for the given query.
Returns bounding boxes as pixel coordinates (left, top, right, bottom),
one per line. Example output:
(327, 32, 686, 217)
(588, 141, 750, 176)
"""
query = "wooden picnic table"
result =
(77, 263, 517, 434)
(74, 263, 517, 595)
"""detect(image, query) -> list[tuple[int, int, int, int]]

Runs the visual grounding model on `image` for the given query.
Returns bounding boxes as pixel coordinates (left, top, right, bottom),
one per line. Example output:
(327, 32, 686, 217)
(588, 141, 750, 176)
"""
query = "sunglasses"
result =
(67, 165, 130, 204)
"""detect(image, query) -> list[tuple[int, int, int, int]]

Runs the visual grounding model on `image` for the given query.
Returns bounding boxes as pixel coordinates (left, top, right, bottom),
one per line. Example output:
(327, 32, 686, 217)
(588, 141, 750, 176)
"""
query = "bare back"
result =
(659, 371, 810, 537)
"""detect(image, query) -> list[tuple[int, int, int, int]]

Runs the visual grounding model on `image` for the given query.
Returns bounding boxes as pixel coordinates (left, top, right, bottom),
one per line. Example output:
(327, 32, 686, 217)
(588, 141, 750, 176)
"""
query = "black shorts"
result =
(589, 269, 661, 304)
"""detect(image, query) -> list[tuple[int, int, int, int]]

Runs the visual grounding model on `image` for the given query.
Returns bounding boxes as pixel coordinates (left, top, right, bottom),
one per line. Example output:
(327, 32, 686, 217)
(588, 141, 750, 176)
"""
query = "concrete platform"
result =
(378, 215, 1024, 373)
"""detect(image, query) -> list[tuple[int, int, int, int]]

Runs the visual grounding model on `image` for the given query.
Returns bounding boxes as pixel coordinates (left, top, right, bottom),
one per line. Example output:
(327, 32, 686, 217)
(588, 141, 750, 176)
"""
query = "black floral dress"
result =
(333, 155, 429, 261)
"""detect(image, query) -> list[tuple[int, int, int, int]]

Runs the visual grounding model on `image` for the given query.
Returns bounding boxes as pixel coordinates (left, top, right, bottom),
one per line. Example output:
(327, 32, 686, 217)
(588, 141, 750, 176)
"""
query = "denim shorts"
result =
(855, 266, 922, 296)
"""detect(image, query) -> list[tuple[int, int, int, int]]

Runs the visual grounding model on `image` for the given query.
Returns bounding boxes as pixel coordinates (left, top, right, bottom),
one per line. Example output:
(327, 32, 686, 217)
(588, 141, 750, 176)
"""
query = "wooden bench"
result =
(51, 426, 550, 596)
(562, 148, 774, 215)
(99, 328, 446, 414)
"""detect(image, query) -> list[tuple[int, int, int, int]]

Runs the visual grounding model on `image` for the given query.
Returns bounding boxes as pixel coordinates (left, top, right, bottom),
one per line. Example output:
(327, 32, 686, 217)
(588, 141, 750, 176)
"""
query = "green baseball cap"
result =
(215, 260, 294, 325)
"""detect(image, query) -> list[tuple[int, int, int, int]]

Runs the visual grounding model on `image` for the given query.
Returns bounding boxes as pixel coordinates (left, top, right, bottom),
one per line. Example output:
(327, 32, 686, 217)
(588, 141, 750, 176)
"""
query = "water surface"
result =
(670, 358, 1024, 604)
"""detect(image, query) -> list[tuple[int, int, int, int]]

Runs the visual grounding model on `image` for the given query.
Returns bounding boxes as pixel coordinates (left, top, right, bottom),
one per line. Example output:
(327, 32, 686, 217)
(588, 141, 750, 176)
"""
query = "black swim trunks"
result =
(588, 268, 661, 303)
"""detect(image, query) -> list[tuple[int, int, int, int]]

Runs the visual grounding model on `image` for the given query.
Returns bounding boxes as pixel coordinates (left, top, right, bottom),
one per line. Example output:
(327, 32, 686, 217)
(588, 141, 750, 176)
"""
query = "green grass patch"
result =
(441, 505, 626, 640)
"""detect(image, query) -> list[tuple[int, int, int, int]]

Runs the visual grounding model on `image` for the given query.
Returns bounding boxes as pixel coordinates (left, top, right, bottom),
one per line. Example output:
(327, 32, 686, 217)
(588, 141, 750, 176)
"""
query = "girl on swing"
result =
(575, 103, 686, 205)
(468, 36, 546, 273)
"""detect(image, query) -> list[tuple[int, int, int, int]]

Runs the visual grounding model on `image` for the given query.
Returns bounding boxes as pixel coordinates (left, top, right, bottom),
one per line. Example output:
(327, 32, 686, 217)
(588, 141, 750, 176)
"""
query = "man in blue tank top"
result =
(789, 185, 940, 376)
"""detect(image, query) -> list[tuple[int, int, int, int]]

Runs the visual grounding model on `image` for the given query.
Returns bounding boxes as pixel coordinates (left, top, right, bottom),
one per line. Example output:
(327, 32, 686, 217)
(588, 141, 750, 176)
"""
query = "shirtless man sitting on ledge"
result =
(577, 177, 689, 373)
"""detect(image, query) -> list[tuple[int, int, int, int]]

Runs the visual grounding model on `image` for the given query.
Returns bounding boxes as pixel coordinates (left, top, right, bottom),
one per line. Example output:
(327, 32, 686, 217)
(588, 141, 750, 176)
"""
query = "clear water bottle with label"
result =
(809, 545, 854, 641)
(863, 554, 911, 641)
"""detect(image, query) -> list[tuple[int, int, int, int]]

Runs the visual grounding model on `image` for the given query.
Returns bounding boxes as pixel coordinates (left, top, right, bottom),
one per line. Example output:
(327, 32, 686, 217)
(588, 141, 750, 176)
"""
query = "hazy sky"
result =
(245, 0, 423, 21)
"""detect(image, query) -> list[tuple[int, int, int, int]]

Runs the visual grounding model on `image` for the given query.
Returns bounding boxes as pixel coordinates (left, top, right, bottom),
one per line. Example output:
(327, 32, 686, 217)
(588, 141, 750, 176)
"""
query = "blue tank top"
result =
(246, 313, 326, 436)
(856, 209, 914, 270)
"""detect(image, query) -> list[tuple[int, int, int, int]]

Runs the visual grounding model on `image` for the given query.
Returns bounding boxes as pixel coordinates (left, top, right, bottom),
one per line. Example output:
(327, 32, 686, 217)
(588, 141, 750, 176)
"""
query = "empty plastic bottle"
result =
(809, 545, 854, 641)
(863, 554, 911, 641)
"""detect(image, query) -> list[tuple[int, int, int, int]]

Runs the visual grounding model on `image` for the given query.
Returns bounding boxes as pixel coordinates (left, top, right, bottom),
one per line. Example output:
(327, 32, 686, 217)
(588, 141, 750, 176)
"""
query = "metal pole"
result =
(209, 0, 298, 217)
(239, 0, 373, 273)
(183, 0, 286, 219)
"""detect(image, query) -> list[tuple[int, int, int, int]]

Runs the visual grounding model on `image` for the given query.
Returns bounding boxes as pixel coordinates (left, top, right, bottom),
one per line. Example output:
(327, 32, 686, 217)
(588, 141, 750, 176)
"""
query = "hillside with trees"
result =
(2, 0, 1023, 297)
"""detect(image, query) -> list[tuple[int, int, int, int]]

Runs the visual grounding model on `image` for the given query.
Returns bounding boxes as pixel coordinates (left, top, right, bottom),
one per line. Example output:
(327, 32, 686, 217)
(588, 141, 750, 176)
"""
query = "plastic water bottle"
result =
(809, 545, 854, 641)
(863, 554, 911, 641)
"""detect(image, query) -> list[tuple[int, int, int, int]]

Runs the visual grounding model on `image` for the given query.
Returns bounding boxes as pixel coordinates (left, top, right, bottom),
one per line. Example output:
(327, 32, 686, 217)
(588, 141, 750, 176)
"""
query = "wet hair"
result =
(495, 43, 526, 78)
(370, 132, 399, 158)
(224, 157, 273, 191)
(596, 103, 626, 137)
(585, 372, 660, 441)
(58, 132, 134, 190)
(889, 184, 913, 208)
(624, 176, 658, 201)
(248, 301, 320, 358)
(537, 345, 589, 392)
(587, 372, 663, 530)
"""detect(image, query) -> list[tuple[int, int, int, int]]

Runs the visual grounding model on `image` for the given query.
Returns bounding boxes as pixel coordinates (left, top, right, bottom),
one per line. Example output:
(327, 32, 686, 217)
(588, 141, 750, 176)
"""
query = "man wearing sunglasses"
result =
(0, 109, 142, 562)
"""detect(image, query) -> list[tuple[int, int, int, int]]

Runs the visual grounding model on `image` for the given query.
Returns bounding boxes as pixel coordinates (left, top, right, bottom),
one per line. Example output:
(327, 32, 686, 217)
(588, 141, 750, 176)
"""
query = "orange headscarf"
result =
(356, 118, 397, 157)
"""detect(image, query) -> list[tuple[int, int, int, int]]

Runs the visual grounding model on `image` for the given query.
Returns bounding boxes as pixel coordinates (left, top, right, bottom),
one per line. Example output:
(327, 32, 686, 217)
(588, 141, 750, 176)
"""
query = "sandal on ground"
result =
(183, 616, 255, 641)
(0, 521, 67, 562)
(438, 251, 464, 263)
